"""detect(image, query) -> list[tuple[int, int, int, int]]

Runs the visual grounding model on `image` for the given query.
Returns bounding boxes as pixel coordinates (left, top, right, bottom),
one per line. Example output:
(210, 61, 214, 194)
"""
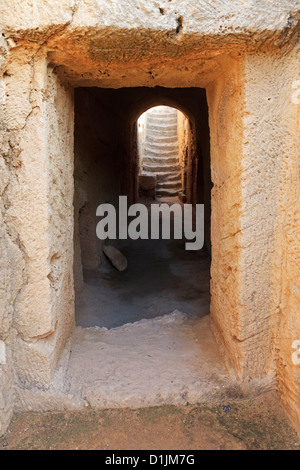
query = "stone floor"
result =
(76, 196, 210, 328)
(15, 198, 273, 413)
(69, 197, 228, 409)
(64, 313, 240, 409)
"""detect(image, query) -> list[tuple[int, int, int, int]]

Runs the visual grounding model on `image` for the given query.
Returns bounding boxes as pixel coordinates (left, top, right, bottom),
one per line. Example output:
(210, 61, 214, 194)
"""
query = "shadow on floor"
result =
(76, 233, 211, 328)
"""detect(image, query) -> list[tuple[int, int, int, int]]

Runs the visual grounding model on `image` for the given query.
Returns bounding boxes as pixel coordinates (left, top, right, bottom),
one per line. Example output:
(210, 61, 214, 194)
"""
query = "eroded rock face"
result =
(0, 0, 299, 436)
(0, 0, 299, 88)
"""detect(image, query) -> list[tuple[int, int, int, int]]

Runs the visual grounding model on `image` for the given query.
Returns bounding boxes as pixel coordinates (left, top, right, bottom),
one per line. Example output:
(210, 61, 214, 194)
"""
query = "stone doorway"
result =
(66, 87, 232, 408)
(7, 70, 283, 421)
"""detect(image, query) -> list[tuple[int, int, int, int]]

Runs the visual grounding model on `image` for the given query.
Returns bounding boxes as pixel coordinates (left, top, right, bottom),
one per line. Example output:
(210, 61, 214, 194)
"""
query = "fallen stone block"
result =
(103, 245, 128, 272)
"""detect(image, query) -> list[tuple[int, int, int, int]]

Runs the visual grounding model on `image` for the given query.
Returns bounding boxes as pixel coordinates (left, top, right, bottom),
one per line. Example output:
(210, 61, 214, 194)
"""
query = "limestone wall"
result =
(207, 55, 247, 377)
(0, 36, 19, 433)
(74, 88, 122, 289)
(0, 46, 75, 432)
(177, 109, 188, 191)
(12, 59, 75, 391)
(1, 1, 299, 89)
(269, 44, 300, 433)
(208, 48, 300, 432)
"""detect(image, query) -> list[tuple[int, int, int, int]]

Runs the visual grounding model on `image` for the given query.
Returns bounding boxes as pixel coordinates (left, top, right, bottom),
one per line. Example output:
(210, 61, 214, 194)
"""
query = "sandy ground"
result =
(1, 392, 300, 450)
(63, 313, 240, 410)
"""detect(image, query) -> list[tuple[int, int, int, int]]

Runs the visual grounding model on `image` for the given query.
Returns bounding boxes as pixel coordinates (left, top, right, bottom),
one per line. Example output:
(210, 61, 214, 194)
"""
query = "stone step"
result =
(147, 107, 177, 114)
(145, 134, 179, 144)
(143, 157, 179, 167)
(144, 147, 178, 158)
(156, 184, 181, 194)
(144, 143, 179, 153)
(147, 122, 178, 131)
(143, 163, 180, 173)
(145, 137, 178, 146)
(157, 180, 181, 189)
(147, 111, 177, 118)
(143, 156, 179, 166)
(147, 116, 178, 126)
(155, 171, 181, 182)
(147, 108, 177, 115)
(147, 114, 177, 122)
(156, 188, 180, 197)
(146, 131, 178, 141)
(146, 124, 178, 134)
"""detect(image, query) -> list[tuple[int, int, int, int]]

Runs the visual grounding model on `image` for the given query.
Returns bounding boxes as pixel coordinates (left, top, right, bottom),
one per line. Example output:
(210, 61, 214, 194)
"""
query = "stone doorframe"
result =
(0, 1, 299, 433)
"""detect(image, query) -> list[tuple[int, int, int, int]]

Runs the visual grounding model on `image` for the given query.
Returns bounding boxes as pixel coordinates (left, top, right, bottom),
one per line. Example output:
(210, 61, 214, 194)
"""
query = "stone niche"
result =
(0, 0, 299, 435)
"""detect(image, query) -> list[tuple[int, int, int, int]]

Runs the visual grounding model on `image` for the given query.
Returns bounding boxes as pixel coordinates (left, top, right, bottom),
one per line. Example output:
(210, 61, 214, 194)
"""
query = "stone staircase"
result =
(142, 106, 182, 197)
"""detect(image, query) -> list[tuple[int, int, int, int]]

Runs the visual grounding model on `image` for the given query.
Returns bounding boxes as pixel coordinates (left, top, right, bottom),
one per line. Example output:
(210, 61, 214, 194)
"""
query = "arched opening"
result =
(137, 105, 184, 200)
